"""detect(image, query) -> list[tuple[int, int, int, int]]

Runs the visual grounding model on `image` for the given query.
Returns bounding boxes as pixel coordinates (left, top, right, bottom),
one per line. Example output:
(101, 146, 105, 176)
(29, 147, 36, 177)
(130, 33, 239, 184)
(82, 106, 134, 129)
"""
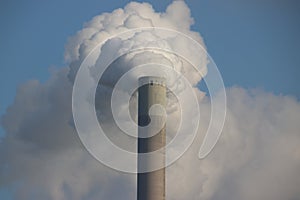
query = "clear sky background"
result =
(1, 0, 299, 121)
(0, 0, 299, 199)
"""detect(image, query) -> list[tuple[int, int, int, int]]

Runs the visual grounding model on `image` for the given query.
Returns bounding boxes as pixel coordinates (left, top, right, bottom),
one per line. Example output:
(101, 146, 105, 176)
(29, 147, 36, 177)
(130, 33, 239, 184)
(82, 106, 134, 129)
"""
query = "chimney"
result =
(137, 76, 166, 200)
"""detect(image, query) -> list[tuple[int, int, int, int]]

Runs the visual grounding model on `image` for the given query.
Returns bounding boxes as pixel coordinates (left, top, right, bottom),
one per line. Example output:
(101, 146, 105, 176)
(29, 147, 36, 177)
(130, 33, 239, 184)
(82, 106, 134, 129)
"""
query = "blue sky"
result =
(1, 0, 299, 110)
(0, 0, 299, 199)
(1, 1, 299, 123)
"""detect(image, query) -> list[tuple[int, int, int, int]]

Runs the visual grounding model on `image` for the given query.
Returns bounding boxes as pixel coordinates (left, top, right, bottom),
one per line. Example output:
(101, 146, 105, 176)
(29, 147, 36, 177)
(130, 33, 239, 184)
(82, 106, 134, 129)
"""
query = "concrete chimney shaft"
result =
(137, 76, 166, 200)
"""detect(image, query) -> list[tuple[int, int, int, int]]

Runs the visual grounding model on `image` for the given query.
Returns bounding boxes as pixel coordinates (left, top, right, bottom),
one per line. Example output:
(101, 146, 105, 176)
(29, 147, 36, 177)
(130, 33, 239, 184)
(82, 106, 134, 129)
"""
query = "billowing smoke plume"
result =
(1, 1, 300, 200)
(66, 1, 206, 86)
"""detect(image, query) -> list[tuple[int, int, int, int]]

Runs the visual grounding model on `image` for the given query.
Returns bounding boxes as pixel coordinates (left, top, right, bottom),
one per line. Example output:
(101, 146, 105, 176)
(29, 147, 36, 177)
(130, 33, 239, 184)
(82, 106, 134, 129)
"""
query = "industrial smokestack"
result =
(137, 76, 166, 200)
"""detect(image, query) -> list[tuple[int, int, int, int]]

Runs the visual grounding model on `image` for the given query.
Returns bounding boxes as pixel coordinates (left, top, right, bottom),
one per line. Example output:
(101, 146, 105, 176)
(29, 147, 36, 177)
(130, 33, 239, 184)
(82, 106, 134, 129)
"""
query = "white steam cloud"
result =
(1, 1, 300, 200)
